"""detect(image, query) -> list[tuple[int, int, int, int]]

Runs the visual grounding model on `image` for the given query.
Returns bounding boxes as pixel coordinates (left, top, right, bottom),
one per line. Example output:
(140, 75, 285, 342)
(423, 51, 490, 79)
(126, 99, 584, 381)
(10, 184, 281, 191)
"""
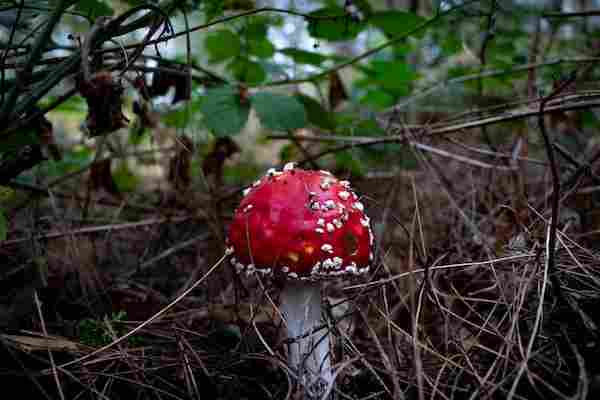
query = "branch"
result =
(543, 10, 600, 18)
(268, 91, 600, 146)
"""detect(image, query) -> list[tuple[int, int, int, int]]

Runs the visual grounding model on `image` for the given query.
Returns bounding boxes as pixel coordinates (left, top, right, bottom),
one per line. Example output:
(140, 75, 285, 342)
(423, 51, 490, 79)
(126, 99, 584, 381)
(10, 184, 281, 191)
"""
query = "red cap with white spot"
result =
(227, 163, 374, 279)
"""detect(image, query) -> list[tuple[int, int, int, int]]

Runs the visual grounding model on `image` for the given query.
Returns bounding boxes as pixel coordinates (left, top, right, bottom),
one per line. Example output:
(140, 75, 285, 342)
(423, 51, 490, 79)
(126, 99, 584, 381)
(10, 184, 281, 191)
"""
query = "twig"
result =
(266, 90, 600, 168)
(446, 137, 546, 166)
(543, 10, 600, 18)
(344, 253, 534, 291)
(34, 291, 65, 400)
(0, 0, 24, 106)
(534, 66, 592, 303)
(412, 142, 517, 171)
(81, 16, 112, 82)
(117, 9, 171, 76)
(7, 180, 156, 213)
(2, 216, 192, 246)
(506, 223, 551, 400)
(128, 232, 211, 277)
(289, 131, 320, 170)
(182, 6, 192, 102)
(388, 57, 600, 113)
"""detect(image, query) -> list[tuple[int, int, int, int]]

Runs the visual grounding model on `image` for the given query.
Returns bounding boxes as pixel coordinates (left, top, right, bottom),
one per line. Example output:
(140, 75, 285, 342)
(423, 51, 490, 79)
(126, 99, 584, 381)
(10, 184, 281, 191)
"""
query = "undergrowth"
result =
(1, 138, 599, 399)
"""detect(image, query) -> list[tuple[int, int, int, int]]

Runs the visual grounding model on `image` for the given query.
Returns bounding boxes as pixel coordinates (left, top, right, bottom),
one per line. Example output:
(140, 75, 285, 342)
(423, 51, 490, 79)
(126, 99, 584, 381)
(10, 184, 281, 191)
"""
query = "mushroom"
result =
(227, 163, 373, 398)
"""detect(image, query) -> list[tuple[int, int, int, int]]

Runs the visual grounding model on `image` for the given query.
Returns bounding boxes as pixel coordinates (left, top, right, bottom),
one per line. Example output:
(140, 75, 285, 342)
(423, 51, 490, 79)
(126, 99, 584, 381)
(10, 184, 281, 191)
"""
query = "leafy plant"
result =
(78, 311, 143, 347)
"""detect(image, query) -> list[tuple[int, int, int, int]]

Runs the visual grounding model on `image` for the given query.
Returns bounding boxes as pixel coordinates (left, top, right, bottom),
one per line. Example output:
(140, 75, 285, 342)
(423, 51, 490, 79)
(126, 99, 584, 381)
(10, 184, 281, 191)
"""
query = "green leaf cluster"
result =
(78, 311, 143, 347)
(75, 0, 114, 22)
(199, 86, 307, 136)
(204, 16, 278, 85)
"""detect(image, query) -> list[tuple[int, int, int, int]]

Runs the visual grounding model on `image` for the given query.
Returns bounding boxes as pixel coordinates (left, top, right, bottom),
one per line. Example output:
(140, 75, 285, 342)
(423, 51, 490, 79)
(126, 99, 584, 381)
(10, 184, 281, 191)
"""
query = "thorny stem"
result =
(280, 281, 332, 399)
(0, 0, 70, 120)
(81, 16, 112, 82)
(0, 0, 24, 106)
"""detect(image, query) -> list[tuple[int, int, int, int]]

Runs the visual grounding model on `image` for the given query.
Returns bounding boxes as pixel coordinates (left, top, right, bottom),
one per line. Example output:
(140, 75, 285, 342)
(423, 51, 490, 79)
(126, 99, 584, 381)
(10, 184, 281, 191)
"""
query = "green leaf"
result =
(161, 100, 202, 129)
(307, 7, 365, 41)
(75, 0, 114, 22)
(244, 16, 270, 38)
(248, 38, 275, 58)
(355, 118, 385, 136)
(205, 29, 241, 62)
(224, 0, 255, 11)
(369, 11, 427, 38)
(51, 96, 87, 115)
(251, 92, 306, 131)
(203, 0, 254, 20)
(359, 90, 395, 110)
(279, 48, 328, 66)
(227, 57, 266, 84)
(162, 108, 190, 128)
(370, 60, 419, 92)
(40, 146, 93, 177)
(582, 110, 599, 130)
(113, 163, 139, 193)
(204, 0, 224, 21)
(335, 151, 365, 176)
(447, 65, 476, 79)
(441, 32, 463, 56)
(0, 209, 6, 241)
(295, 94, 336, 130)
(199, 86, 250, 136)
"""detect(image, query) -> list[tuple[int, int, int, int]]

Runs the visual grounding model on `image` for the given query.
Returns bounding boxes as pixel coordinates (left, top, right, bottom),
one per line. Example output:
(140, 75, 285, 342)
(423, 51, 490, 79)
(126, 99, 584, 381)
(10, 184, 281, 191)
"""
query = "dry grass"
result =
(1, 131, 599, 400)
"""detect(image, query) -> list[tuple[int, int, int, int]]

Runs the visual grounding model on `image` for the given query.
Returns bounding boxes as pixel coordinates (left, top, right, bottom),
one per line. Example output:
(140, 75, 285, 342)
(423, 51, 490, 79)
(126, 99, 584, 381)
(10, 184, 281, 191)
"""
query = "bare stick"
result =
(34, 291, 65, 400)
(506, 224, 551, 400)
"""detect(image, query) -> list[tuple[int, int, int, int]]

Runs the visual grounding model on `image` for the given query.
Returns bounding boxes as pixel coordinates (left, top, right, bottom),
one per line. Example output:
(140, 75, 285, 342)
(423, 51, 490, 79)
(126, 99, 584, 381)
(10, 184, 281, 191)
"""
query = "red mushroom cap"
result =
(227, 164, 373, 280)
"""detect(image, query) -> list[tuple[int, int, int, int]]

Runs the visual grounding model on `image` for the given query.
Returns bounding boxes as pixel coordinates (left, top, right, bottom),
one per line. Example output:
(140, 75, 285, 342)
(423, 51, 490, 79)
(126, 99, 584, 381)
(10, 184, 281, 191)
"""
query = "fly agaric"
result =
(227, 163, 373, 397)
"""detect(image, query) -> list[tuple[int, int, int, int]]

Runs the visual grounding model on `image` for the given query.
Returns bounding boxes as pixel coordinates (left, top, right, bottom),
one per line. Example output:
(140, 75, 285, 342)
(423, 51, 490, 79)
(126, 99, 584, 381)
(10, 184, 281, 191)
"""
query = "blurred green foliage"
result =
(0, 0, 597, 187)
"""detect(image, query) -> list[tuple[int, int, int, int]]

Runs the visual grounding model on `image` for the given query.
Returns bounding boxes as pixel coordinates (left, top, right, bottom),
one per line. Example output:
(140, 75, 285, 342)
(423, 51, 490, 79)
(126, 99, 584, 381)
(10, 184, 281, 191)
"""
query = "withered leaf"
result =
(328, 71, 348, 111)
(78, 72, 129, 137)
(168, 136, 194, 192)
(202, 137, 240, 186)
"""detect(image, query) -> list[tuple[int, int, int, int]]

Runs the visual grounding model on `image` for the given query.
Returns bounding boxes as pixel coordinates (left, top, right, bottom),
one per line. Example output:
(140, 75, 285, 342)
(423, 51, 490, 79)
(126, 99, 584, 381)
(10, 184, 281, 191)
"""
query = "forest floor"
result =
(1, 132, 600, 400)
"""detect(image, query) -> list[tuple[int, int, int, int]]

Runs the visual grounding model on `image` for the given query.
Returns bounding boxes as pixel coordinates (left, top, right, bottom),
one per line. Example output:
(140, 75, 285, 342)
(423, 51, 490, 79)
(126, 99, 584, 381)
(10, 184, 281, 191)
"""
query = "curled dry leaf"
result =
(78, 72, 129, 137)
(202, 137, 240, 186)
(328, 71, 348, 111)
(168, 136, 194, 192)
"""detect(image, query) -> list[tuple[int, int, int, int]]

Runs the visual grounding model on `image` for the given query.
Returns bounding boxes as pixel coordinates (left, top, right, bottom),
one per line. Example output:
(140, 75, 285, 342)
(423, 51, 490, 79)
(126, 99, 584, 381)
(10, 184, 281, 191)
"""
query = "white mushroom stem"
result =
(280, 280, 333, 397)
